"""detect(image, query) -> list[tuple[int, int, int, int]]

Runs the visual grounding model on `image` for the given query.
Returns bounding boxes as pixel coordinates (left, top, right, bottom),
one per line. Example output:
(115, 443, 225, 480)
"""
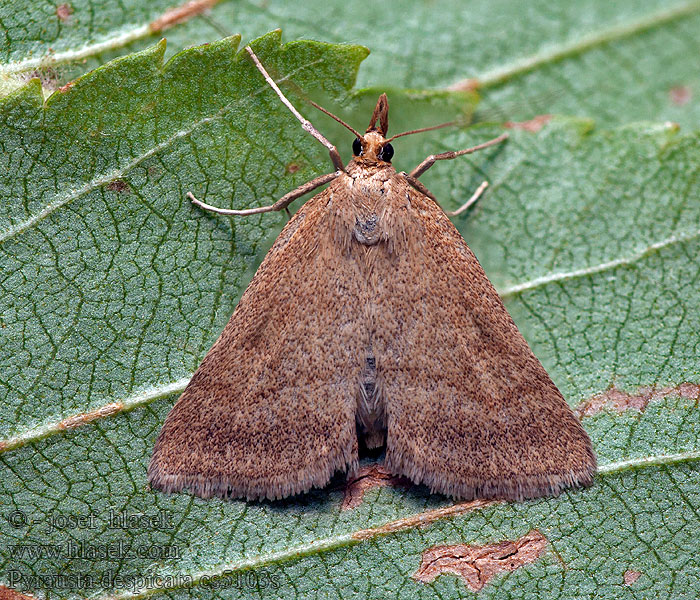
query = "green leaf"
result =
(0, 0, 190, 73)
(178, 0, 700, 129)
(4, 0, 700, 128)
(2, 27, 699, 600)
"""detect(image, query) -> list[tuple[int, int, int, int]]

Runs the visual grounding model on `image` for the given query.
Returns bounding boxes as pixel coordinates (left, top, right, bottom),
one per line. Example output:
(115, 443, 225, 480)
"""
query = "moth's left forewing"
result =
(148, 186, 368, 501)
(375, 176, 596, 501)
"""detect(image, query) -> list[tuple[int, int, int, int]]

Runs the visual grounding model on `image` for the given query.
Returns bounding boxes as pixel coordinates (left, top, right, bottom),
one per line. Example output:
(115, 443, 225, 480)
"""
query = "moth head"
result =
(351, 93, 455, 164)
(351, 94, 394, 163)
(353, 131, 395, 163)
(310, 92, 455, 165)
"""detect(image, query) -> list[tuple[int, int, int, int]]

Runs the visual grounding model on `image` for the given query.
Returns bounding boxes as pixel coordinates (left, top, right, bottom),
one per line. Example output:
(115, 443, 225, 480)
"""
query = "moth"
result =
(148, 46, 596, 502)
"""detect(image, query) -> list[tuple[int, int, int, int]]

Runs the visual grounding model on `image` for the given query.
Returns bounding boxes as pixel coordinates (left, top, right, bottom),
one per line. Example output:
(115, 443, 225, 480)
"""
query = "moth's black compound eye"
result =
(379, 142, 394, 162)
(352, 138, 363, 156)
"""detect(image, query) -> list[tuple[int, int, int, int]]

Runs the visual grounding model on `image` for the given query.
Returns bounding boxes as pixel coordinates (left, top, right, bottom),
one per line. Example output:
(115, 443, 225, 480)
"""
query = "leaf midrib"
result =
(499, 225, 700, 299)
(470, 0, 700, 90)
(0, 0, 224, 75)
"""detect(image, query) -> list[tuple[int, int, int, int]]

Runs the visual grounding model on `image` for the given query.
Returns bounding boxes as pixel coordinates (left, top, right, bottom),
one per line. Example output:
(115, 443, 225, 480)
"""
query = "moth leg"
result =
(409, 132, 508, 179)
(402, 173, 437, 202)
(246, 46, 345, 172)
(187, 171, 341, 216)
(402, 174, 489, 217)
(446, 180, 489, 217)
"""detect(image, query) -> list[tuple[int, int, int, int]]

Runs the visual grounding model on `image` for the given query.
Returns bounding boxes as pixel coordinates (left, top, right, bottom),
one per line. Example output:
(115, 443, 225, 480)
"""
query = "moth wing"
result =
(376, 181, 596, 500)
(148, 189, 367, 500)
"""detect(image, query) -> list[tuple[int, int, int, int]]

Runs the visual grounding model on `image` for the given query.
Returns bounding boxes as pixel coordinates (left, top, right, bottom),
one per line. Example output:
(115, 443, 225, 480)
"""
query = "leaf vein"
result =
(499, 227, 700, 298)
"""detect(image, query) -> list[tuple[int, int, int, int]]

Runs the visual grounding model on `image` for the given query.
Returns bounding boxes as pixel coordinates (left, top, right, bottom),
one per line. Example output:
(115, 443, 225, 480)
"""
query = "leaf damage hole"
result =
(504, 115, 552, 133)
(412, 530, 548, 592)
(669, 85, 692, 106)
(341, 465, 411, 510)
(149, 0, 220, 33)
(575, 383, 700, 418)
(623, 569, 642, 585)
(58, 402, 123, 430)
(0, 585, 36, 600)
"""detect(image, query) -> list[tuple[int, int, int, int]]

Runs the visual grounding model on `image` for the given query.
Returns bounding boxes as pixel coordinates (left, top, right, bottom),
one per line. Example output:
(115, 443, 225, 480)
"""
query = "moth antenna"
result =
(387, 120, 459, 142)
(309, 100, 363, 139)
(245, 46, 345, 172)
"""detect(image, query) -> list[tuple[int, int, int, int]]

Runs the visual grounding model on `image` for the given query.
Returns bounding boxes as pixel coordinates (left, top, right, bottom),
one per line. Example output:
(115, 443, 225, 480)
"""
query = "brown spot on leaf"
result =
(352, 499, 498, 541)
(505, 115, 552, 133)
(669, 85, 691, 106)
(150, 0, 220, 32)
(0, 586, 36, 600)
(56, 3, 73, 21)
(623, 569, 642, 585)
(286, 162, 302, 174)
(141, 100, 157, 114)
(106, 179, 131, 193)
(58, 80, 74, 93)
(447, 78, 481, 92)
(341, 465, 410, 510)
(413, 530, 548, 591)
(58, 402, 123, 430)
(576, 383, 700, 418)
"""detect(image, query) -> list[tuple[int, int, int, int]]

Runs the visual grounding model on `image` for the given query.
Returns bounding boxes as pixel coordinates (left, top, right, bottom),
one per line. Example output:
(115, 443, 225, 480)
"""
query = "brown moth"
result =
(148, 46, 596, 502)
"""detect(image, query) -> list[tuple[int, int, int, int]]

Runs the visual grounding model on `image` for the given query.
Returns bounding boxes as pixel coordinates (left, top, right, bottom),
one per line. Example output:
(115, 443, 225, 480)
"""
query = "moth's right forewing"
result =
(148, 186, 367, 500)
(376, 179, 596, 501)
